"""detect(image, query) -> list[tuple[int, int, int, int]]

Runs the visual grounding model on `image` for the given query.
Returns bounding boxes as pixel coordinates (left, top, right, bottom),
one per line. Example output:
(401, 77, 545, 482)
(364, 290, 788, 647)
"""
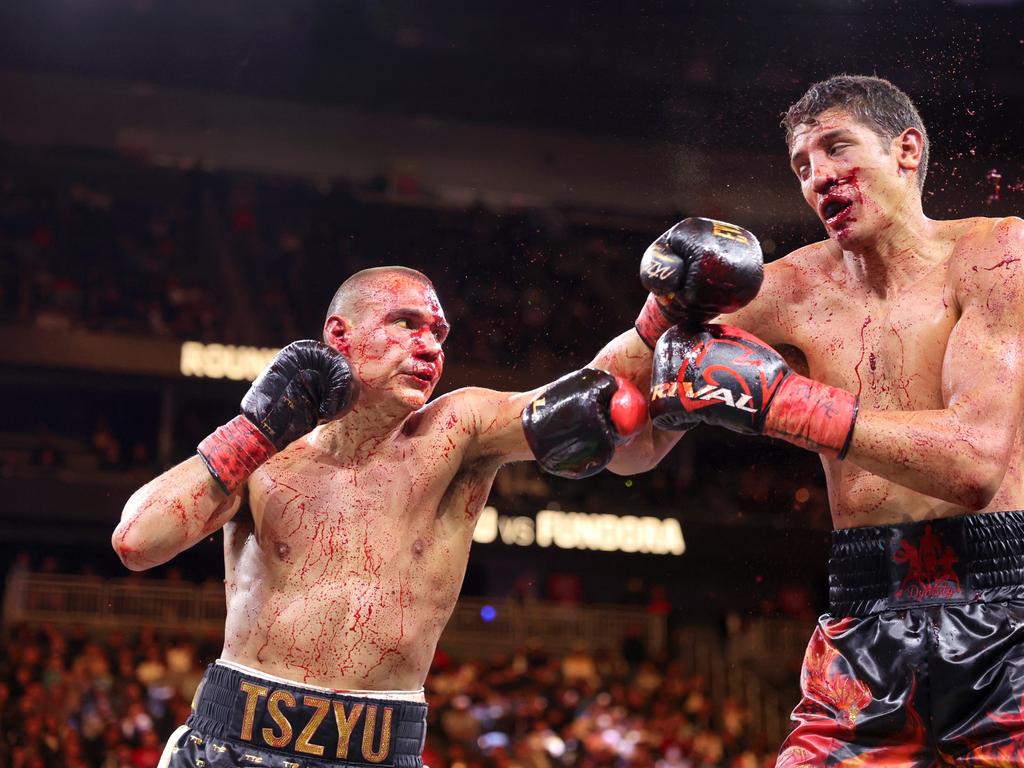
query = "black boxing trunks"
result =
(159, 661, 427, 768)
(777, 511, 1024, 767)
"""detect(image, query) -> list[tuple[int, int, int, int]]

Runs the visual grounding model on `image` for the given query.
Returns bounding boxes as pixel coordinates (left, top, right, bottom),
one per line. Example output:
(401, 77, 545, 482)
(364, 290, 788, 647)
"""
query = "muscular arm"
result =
(112, 339, 354, 571)
(457, 328, 670, 473)
(844, 219, 1024, 508)
(112, 455, 243, 571)
(459, 219, 768, 474)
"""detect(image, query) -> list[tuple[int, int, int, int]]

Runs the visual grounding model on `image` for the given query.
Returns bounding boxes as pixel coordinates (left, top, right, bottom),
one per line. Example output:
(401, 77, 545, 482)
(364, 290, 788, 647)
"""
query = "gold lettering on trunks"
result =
(362, 705, 394, 763)
(710, 220, 749, 244)
(262, 690, 296, 748)
(332, 702, 364, 760)
(295, 695, 330, 756)
(239, 682, 270, 741)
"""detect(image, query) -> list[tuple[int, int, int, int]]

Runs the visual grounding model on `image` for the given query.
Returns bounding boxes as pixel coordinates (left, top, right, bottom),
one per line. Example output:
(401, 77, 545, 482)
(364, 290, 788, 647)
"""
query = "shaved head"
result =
(325, 266, 435, 322)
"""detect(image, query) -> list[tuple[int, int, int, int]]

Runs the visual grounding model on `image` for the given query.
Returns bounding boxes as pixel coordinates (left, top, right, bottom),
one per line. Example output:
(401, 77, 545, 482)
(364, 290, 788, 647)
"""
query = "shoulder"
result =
(947, 217, 1024, 310)
(409, 387, 512, 437)
(768, 240, 839, 288)
(752, 239, 839, 308)
(950, 216, 1024, 281)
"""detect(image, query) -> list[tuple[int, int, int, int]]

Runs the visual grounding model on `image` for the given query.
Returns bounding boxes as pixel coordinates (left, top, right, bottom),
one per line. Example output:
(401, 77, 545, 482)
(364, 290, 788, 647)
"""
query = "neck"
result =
(308, 398, 413, 463)
(841, 196, 938, 297)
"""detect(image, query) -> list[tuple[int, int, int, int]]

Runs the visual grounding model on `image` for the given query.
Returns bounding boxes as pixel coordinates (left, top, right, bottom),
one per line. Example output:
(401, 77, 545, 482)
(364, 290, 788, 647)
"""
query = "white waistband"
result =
(215, 659, 426, 703)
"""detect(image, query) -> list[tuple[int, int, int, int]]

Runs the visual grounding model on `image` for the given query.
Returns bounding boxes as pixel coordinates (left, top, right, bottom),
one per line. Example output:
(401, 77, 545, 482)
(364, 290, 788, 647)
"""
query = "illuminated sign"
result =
(473, 506, 684, 555)
(180, 341, 279, 380)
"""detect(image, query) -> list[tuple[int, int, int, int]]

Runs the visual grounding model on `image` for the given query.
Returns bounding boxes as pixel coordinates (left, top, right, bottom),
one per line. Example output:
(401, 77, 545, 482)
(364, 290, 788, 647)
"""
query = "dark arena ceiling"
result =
(2, 0, 1022, 151)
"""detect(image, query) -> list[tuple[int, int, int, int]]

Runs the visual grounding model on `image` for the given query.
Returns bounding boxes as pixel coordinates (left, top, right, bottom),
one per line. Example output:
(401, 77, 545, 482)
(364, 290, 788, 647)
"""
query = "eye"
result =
(394, 318, 411, 329)
(796, 165, 809, 181)
(828, 143, 847, 156)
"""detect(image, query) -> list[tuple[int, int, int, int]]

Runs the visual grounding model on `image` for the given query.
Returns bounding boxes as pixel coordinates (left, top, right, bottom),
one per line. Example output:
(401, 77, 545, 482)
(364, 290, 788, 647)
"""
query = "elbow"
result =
(112, 502, 165, 571)
(111, 525, 151, 571)
(956, 460, 1006, 511)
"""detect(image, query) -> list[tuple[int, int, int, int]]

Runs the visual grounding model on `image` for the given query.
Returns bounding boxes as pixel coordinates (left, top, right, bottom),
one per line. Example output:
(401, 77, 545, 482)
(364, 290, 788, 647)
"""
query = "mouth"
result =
(401, 368, 436, 388)
(820, 195, 853, 226)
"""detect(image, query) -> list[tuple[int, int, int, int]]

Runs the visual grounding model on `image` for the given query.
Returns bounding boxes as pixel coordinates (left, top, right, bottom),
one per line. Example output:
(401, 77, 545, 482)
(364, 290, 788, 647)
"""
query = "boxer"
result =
(113, 250, 761, 767)
(646, 76, 1024, 764)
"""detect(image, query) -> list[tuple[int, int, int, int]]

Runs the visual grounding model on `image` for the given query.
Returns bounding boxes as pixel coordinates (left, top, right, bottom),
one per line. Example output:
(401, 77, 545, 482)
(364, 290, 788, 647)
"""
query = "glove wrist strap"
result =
(197, 415, 278, 495)
(764, 375, 858, 459)
(635, 293, 682, 349)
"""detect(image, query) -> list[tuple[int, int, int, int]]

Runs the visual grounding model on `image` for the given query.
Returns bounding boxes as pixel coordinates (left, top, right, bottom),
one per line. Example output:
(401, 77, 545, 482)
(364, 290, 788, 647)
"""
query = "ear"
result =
(894, 127, 924, 175)
(323, 315, 353, 357)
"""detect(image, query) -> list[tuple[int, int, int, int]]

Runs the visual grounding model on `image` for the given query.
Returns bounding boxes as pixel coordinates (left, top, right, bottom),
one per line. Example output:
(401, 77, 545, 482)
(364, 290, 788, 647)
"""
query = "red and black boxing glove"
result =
(198, 340, 358, 494)
(650, 324, 858, 459)
(635, 217, 764, 348)
(522, 369, 646, 478)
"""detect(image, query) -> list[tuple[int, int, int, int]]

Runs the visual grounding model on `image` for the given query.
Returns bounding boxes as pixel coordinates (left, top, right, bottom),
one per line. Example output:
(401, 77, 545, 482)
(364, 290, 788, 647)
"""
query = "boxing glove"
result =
(650, 324, 857, 458)
(523, 369, 646, 478)
(635, 217, 764, 348)
(198, 340, 357, 494)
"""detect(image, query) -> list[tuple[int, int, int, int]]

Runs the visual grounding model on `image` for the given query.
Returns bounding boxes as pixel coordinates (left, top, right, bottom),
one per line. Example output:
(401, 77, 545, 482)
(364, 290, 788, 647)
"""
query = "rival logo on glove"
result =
(651, 381, 758, 412)
(676, 334, 786, 421)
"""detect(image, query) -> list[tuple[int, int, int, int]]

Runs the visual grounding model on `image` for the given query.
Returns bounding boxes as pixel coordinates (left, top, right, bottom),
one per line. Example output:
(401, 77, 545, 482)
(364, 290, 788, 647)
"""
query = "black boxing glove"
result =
(635, 217, 764, 348)
(649, 323, 703, 432)
(198, 340, 357, 494)
(522, 369, 646, 479)
(650, 324, 858, 459)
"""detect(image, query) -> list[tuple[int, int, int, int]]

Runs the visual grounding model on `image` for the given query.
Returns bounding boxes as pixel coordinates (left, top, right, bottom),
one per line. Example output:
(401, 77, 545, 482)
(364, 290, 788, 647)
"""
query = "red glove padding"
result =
(650, 324, 858, 458)
(635, 217, 764, 348)
(523, 370, 645, 479)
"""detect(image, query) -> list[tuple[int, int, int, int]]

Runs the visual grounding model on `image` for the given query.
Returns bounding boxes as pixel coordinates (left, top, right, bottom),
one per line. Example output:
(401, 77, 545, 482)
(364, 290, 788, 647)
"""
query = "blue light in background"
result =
(480, 605, 496, 622)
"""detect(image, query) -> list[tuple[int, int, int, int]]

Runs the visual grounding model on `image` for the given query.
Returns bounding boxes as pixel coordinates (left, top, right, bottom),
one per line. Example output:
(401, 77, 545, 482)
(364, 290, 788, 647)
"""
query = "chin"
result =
(830, 222, 863, 249)
(397, 387, 431, 409)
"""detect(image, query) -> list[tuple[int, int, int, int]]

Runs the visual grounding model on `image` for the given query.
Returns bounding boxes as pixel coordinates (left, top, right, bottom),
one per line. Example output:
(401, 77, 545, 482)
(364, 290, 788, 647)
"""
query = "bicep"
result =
(456, 387, 541, 466)
(944, 315, 1024, 429)
(943, 233, 1024, 448)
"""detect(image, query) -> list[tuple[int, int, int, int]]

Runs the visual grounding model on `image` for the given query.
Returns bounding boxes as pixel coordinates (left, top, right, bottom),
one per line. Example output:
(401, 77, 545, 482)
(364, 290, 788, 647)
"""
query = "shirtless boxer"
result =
(643, 76, 1024, 764)
(112, 250, 761, 767)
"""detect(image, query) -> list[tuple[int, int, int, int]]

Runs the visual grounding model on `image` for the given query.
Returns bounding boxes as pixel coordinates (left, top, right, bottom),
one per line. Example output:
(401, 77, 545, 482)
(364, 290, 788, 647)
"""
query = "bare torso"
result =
(220, 397, 496, 689)
(112, 271, 651, 693)
(749, 217, 1024, 527)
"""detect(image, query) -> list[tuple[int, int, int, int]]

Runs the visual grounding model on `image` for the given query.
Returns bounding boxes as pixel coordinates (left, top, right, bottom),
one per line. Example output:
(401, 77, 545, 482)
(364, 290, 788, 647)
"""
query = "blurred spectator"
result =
(1, 619, 778, 768)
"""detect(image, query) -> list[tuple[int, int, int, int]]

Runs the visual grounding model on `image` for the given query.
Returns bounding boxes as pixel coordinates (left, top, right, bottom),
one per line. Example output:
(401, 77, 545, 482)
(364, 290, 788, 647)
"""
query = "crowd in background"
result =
(0, 149, 657, 365)
(0, 148, 832, 532)
(0, 622, 777, 768)
(0, 150, 818, 768)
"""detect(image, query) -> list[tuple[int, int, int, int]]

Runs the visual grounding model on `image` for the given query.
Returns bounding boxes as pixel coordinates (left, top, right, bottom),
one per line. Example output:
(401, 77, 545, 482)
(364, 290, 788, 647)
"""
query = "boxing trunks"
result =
(159, 661, 428, 768)
(777, 511, 1024, 766)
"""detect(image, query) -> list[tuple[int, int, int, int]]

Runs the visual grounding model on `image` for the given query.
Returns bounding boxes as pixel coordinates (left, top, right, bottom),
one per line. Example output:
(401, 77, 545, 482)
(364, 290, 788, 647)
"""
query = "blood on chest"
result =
(798, 289, 957, 411)
(246, 441, 464, 577)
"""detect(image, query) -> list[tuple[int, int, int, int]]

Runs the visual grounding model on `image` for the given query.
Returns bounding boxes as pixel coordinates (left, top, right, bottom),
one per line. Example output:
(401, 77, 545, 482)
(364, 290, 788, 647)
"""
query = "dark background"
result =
(1, 0, 1022, 617)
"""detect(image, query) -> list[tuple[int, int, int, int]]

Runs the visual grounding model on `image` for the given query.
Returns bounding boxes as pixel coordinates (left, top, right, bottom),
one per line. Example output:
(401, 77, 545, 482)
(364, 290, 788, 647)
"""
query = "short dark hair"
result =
(782, 75, 928, 192)
(325, 266, 434, 322)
